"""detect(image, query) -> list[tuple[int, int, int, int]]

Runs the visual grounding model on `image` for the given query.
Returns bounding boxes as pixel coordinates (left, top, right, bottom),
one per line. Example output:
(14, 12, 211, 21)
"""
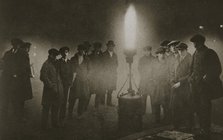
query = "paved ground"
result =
(0, 79, 223, 140)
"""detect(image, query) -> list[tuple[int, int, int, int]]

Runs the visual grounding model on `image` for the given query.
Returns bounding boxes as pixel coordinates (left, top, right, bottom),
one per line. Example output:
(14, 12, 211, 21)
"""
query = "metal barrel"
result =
(118, 94, 143, 136)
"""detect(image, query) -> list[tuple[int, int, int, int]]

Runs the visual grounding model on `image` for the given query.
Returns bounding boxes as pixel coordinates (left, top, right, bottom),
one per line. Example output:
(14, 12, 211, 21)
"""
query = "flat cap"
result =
(176, 43, 188, 50)
(190, 34, 205, 43)
(155, 47, 166, 54)
(93, 42, 102, 48)
(106, 40, 115, 47)
(48, 48, 59, 56)
(167, 40, 180, 46)
(160, 40, 171, 47)
(59, 46, 70, 53)
(143, 46, 152, 51)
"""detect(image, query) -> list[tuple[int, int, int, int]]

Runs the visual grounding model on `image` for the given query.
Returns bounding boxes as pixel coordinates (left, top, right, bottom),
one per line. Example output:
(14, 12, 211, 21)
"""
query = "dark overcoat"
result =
(1, 48, 32, 101)
(40, 58, 64, 106)
(19, 50, 33, 100)
(58, 58, 73, 87)
(88, 51, 105, 93)
(102, 50, 118, 90)
(190, 46, 222, 99)
(138, 55, 155, 95)
(151, 59, 170, 105)
(171, 53, 192, 106)
(69, 53, 89, 100)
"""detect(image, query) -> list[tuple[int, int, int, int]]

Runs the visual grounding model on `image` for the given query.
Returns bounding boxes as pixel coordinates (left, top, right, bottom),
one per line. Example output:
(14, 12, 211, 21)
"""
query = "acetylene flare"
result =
(124, 4, 137, 50)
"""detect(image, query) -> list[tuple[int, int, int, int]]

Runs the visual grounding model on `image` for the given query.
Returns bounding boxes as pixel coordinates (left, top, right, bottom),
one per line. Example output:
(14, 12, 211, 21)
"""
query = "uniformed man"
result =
(103, 40, 118, 106)
(40, 48, 63, 129)
(151, 47, 169, 123)
(69, 44, 90, 119)
(189, 34, 222, 139)
(58, 46, 73, 124)
(171, 43, 193, 130)
(138, 46, 155, 115)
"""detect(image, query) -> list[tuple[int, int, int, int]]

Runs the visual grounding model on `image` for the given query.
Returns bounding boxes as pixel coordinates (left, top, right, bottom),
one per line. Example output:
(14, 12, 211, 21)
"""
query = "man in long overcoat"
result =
(40, 48, 64, 129)
(151, 47, 169, 123)
(171, 43, 193, 129)
(189, 34, 222, 139)
(138, 46, 155, 115)
(88, 42, 105, 108)
(58, 46, 73, 124)
(1, 38, 27, 121)
(103, 40, 118, 106)
(69, 44, 90, 118)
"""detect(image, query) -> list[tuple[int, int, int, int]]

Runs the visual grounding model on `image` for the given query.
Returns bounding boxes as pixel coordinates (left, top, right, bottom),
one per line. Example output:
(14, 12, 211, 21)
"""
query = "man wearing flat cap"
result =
(40, 48, 64, 129)
(87, 42, 105, 108)
(1, 38, 30, 122)
(103, 40, 118, 107)
(83, 41, 92, 56)
(150, 47, 169, 123)
(189, 34, 222, 139)
(138, 46, 155, 115)
(69, 44, 90, 119)
(171, 43, 193, 130)
(58, 46, 73, 124)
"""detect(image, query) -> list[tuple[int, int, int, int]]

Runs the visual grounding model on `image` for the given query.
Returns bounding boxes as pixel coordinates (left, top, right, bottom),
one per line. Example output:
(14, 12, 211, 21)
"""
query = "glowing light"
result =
(199, 25, 204, 30)
(124, 5, 137, 50)
(220, 25, 223, 28)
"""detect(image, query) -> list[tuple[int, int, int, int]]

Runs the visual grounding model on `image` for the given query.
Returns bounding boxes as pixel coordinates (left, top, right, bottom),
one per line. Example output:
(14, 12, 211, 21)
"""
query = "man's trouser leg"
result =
(59, 85, 69, 121)
(151, 103, 161, 123)
(68, 98, 77, 118)
(107, 89, 113, 106)
(163, 94, 171, 124)
(1, 94, 9, 121)
(51, 104, 59, 128)
(41, 104, 50, 129)
(142, 94, 148, 115)
(77, 96, 85, 116)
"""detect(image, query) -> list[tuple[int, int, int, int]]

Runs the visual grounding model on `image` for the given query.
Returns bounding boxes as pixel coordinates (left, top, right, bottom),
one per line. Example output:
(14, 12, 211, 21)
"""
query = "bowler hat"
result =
(155, 47, 165, 54)
(83, 41, 91, 48)
(167, 40, 180, 47)
(160, 40, 171, 47)
(93, 42, 102, 49)
(59, 46, 70, 53)
(106, 40, 115, 47)
(11, 38, 23, 46)
(48, 48, 59, 56)
(176, 43, 188, 50)
(190, 34, 205, 43)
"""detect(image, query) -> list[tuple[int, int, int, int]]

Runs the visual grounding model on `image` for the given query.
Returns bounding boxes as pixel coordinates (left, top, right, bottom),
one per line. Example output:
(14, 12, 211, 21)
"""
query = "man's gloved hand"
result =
(172, 82, 181, 89)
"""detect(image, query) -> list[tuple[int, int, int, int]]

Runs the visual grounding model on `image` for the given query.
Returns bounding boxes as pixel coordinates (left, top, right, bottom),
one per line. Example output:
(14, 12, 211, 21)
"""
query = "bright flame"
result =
(124, 5, 137, 50)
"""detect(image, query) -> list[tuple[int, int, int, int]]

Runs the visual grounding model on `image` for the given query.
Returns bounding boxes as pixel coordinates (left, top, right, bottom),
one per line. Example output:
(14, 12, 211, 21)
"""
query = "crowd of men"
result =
(139, 34, 222, 140)
(0, 34, 222, 140)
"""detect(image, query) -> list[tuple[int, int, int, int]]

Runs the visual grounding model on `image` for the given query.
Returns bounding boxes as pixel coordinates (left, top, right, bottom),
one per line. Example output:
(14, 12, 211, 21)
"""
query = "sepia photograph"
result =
(0, 0, 223, 140)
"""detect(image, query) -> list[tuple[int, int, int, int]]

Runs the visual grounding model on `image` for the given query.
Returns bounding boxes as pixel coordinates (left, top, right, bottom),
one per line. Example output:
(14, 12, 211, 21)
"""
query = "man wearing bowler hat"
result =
(40, 48, 64, 129)
(189, 34, 222, 139)
(103, 40, 118, 107)
(171, 43, 193, 130)
(58, 46, 73, 124)
(88, 42, 105, 108)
